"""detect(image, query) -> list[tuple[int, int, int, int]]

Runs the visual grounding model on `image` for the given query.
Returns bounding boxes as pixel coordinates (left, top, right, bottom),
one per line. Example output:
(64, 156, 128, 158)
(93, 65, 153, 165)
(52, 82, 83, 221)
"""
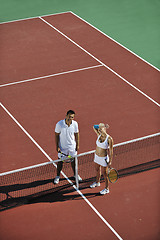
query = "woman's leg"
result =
(95, 163, 101, 183)
(102, 166, 109, 189)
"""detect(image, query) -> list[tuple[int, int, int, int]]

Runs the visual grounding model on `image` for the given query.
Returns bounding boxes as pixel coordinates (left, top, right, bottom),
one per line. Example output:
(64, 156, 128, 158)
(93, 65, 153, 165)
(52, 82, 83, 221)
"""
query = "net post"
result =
(75, 156, 79, 189)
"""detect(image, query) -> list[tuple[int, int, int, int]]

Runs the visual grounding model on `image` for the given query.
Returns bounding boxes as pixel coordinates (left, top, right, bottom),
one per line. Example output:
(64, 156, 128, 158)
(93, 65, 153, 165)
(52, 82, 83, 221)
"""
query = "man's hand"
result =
(57, 147, 61, 153)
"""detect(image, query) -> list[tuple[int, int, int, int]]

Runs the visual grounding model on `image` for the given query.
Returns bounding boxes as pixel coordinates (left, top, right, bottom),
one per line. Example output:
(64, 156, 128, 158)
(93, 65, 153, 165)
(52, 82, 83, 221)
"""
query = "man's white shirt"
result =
(55, 119, 79, 152)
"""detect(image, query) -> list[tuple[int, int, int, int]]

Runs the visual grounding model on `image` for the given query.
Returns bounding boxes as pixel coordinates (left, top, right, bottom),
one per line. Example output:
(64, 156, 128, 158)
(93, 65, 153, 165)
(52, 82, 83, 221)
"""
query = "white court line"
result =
(0, 65, 102, 88)
(71, 12, 160, 72)
(1, 11, 159, 72)
(39, 17, 160, 108)
(0, 11, 70, 25)
(0, 102, 123, 240)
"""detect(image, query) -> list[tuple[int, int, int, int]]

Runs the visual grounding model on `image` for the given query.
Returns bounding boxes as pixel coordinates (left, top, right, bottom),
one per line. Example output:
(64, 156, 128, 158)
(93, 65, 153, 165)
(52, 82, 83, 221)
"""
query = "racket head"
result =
(62, 156, 74, 163)
(108, 168, 119, 183)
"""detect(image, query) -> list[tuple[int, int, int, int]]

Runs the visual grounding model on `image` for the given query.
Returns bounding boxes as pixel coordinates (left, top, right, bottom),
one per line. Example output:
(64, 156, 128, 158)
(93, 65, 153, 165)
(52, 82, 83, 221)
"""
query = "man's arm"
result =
(55, 132, 60, 152)
(75, 132, 79, 151)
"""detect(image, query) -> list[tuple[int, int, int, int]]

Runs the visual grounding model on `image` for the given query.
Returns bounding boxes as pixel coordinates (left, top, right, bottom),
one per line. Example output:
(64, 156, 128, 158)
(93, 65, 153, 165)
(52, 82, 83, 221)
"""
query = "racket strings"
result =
(108, 169, 118, 183)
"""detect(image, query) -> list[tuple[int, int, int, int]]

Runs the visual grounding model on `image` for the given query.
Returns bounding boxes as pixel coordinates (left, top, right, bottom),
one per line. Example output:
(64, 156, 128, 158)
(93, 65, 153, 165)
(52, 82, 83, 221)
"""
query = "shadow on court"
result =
(0, 177, 100, 211)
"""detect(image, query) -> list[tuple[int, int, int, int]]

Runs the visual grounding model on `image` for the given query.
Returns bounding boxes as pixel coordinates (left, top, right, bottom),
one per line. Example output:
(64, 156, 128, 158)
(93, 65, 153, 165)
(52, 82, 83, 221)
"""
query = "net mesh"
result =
(78, 133, 160, 188)
(0, 133, 159, 211)
(0, 160, 75, 211)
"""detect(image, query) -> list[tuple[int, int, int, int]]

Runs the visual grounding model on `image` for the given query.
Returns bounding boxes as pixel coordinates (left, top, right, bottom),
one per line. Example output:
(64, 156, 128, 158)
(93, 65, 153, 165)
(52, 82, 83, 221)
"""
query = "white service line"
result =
(39, 17, 160, 108)
(0, 102, 123, 240)
(0, 65, 102, 88)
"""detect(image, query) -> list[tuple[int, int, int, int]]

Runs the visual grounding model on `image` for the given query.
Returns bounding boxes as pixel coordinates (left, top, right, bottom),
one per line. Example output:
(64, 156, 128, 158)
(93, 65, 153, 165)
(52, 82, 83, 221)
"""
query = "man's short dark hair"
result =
(66, 110, 75, 115)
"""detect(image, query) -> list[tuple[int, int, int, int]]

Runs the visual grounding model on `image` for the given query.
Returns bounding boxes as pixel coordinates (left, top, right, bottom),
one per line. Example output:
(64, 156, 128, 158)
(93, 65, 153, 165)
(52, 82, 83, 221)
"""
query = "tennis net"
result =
(0, 132, 159, 210)
(77, 132, 160, 186)
(0, 158, 77, 211)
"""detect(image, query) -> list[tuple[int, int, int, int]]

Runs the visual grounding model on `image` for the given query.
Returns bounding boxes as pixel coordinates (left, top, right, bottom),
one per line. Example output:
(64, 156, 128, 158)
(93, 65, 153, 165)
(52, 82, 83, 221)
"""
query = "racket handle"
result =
(59, 151, 72, 158)
(94, 125, 99, 129)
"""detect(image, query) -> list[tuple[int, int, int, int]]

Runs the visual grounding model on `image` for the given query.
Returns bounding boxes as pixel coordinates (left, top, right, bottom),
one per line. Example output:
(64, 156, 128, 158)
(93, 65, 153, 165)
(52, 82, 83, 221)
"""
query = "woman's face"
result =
(98, 127, 106, 135)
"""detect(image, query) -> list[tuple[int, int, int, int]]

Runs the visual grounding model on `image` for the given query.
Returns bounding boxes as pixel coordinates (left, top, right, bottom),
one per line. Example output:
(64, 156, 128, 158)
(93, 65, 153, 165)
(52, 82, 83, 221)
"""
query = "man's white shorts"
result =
(58, 149, 77, 159)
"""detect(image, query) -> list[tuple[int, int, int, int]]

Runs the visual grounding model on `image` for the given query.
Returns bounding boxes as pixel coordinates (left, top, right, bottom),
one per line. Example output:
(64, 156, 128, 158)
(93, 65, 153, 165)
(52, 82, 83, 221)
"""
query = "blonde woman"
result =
(90, 123, 113, 195)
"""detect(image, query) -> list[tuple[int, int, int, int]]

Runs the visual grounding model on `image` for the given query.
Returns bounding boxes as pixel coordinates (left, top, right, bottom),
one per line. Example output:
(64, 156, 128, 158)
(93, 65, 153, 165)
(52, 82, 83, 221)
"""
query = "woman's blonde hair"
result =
(99, 123, 109, 129)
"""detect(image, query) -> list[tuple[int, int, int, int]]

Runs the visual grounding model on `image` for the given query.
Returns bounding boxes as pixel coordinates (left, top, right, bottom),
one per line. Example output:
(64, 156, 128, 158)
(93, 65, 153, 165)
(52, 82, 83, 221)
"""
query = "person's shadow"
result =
(0, 177, 101, 211)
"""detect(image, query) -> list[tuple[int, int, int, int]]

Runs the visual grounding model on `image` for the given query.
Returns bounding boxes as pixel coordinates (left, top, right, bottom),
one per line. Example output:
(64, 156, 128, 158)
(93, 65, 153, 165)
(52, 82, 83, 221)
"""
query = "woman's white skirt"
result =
(94, 154, 109, 167)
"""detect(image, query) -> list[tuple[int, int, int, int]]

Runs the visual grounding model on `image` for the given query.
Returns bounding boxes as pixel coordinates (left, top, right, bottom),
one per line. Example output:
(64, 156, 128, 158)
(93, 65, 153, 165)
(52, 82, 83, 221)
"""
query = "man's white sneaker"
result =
(90, 182, 100, 188)
(54, 176, 60, 184)
(100, 188, 109, 195)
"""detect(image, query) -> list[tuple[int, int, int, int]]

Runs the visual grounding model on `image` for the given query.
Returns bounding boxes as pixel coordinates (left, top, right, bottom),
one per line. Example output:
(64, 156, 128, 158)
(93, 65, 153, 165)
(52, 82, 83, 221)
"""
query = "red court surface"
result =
(0, 12, 160, 240)
(0, 168, 159, 240)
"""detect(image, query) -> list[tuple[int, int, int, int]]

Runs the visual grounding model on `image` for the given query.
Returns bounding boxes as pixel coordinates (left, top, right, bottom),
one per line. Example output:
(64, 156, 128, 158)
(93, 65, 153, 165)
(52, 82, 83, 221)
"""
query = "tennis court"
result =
(0, 11, 160, 240)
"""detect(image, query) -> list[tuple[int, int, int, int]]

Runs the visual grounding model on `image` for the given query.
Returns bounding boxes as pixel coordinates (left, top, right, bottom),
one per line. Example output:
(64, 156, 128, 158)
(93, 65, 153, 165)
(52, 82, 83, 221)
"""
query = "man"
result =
(54, 110, 81, 184)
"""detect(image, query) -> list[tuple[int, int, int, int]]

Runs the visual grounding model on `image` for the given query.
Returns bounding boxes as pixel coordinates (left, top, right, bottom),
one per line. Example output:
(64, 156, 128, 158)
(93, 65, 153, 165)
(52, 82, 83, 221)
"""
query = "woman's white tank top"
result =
(96, 135, 109, 149)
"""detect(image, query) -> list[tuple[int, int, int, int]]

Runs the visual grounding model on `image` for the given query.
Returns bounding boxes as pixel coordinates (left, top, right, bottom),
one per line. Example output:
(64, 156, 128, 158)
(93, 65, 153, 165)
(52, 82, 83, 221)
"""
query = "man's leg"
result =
(54, 160, 63, 184)
(57, 161, 63, 176)
(71, 160, 75, 175)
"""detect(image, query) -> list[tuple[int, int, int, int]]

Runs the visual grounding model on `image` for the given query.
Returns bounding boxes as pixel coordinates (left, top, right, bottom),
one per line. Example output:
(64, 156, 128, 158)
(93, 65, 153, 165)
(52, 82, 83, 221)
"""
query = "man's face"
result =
(66, 114, 75, 123)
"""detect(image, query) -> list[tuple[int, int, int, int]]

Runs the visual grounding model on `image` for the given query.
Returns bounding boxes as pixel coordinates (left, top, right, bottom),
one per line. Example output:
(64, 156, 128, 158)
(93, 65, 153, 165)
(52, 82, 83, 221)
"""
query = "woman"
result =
(90, 123, 113, 195)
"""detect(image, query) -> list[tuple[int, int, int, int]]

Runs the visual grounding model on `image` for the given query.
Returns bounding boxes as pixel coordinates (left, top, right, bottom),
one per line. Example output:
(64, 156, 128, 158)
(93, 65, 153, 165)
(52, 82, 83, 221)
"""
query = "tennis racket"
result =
(59, 151, 74, 163)
(108, 168, 119, 183)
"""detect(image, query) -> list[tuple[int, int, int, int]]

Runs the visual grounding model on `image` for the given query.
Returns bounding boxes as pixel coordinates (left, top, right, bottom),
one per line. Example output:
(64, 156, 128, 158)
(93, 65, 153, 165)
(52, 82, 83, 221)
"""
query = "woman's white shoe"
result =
(90, 182, 100, 188)
(100, 188, 109, 195)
